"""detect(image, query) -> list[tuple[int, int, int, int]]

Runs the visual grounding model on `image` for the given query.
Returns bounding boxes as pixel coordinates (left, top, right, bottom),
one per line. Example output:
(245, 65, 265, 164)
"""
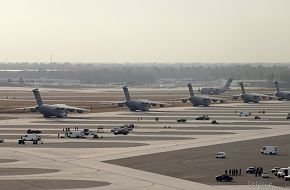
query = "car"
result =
(246, 167, 256, 174)
(216, 174, 233, 182)
(177, 118, 186, 123)
(215, 152, 226, 159)
(239, 111, 251, 117)
(111, 127, 129, 135)
(261, 172, 270, 178)
(271, 167, 280, 175)
(27, 129, 42, 134)
(196, 115, 210, 120)
(284, 175, 290, 181)
(254, 116, 261, 120)
(211, 120, 218, 124)
(122, 124, 135, 131)
(0, 139, 4, 143)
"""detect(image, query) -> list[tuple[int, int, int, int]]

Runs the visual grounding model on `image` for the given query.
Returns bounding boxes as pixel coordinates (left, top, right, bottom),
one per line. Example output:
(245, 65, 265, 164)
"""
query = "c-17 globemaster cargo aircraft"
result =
(179, 83, 225, 106)
(20, 88, 89, 118)
(113, 86, 167, 111)
(199, 78, 233, 95)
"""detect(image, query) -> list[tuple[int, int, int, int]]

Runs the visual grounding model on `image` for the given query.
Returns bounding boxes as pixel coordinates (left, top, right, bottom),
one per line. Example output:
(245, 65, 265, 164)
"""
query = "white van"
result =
(216, 152, 226, 159)
(277, 168, 290, 178)
(261, 146, 278, 155)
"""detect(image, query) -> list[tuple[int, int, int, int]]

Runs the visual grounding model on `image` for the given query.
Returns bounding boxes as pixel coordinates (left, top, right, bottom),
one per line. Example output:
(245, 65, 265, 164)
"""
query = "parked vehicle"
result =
(261, 146, 278, 155)
(239, 111, 251, 116)
(262, 172, 270, 178)
(211, 120, 218, 124)
(177, 118, 186, 123)
(216, 174, 233, 182)
(271, 167, 280, 175)
(19, 134, 41, 144)
(82, 129, 95, 136)
(284, 175, 290, 181)
(196, 115, 210, 120)
(27, 129, 42, 134)
(111, 127, 129, 135)
(122, 124, 135, 131)
(246, 167, 256, 174)
(277, 168, 290, 178)
(254, 116, 261, 120)
(67, 131, 85, 138)
(215, 152, 226, 159)
(0, 139, 4, 143)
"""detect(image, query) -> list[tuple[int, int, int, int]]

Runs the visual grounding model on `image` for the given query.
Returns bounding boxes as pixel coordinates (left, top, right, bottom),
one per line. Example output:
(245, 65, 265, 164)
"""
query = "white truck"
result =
(261, 146, 278, 155)
(66, 129, 96, 138)
(277, 167, 290, 178)
(19, 134, 41, 144)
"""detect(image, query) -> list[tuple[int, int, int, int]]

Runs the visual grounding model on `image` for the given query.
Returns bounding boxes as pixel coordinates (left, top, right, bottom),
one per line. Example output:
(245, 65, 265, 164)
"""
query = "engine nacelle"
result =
(181, 99, 188, 103)
(220, 100, 226, 103)
(117, 103, 125, 107)
(77, 110, 83, 113)
(30, 108, 37, 112)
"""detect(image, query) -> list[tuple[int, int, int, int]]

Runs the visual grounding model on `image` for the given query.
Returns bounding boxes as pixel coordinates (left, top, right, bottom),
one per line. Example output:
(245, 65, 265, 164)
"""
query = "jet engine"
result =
(30, 108, 37, 112)
(117, 103, 125, 107)
(77, 110, 83, 113)
(181, 99, 188, 103)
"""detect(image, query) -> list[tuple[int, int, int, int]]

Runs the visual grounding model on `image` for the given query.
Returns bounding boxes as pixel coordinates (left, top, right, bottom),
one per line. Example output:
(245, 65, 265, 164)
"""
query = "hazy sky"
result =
(0, 0, 290, 63)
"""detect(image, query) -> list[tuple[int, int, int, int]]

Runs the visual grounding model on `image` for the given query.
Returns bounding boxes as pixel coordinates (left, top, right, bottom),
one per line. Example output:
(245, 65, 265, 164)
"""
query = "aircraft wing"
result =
(231, 95, 241, 101)
(54, 104, 89, 113)
(207, 96, 226, 103)
(139, 99, 168, 107)
(13, 106, 39, 112)
(177, 97, 190, 103)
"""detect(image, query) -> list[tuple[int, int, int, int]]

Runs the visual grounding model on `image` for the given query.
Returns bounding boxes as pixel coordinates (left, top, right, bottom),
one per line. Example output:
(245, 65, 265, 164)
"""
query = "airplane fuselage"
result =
(200, 87, 225, 95)
(241, 94, 260, 103)
(125, 100, 150, 111)
(189, 96, 210, 106)
(275, 91, 290, 100)
(36, 104, 68, 118)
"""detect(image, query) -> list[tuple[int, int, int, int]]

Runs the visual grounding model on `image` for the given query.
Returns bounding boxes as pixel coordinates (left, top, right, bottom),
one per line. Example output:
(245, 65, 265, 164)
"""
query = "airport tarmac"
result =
(0, 94, 290, 190)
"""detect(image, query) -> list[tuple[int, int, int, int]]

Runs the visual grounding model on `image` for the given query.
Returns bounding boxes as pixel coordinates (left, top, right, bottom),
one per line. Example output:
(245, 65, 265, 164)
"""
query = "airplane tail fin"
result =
(122, 86, 131, 101)
(224, 78, 233, 90)
(239, 82, 246, 94)
(32, 88, 43, 106)
(274, 81, 280, 92)
(187, 83, 194, 96)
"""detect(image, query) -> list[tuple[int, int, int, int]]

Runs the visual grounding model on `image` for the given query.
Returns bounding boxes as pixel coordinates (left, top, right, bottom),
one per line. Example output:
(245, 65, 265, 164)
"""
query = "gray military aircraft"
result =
(113, 86, 166, 111)
(233, 82, 271, 103)
(20, 88, 89, 118)
(179, 83, 225, 106)
(274, 81, 290, 100)
(199, 78, 233, 95)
